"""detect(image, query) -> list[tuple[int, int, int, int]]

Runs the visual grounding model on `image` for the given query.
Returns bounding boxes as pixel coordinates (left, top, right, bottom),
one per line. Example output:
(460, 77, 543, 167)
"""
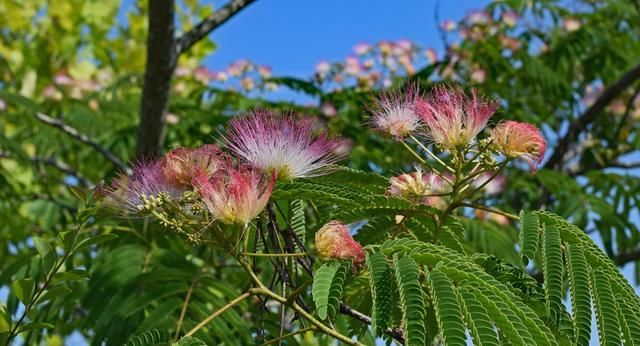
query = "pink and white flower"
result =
(315, 221, 365, 265)
(192, 162, 274, 225)
(441, 20, 457, 32)
(563, 18, 581, 32)
(416, 87, 499, 148)
(353, 42, 372, 55)
(388, 167, 449, 209)
(101, 161, 184, 215)
(224, 110, 347, 179)
(502, 10, 519, 27)
(369, 86, 422, 140)
(162, 144, 223, 187)
(424, 48, 438, 63)
(490, 121, 546, 172)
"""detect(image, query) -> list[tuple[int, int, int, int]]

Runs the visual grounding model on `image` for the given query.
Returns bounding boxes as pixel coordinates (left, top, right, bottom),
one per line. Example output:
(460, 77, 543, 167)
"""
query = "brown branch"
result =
(137, 0, 257, 159)
(545, 62, 640, 170)
(616, 248, 640, 266)
(35, 112, 130, 173)
(339, 303, 405, 344)
(136, 0, 175, 160)
(173, 0, 258, 57)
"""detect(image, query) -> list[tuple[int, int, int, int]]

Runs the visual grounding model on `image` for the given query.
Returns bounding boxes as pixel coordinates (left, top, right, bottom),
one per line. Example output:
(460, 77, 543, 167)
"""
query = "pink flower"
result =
(162, 144, 223, 187)
(378, 41, 393, 55)
(42, 85, 62, 100)
(315, 61, 331, 80)
(192, 162, 274, 225)
(241, 77, 255, 91)
(54, 73, 73, 86)
(470, 69, 487, 83)
(344, 56, 361, 76)
(466, 10, 490, 25)
(502, 10, 519, 27)
(388, 168, 443, 198)
(258, 65, 272, 78)
(416, 87, 499, 148)
(370, 86, 422, 140)
(393, 40, 413, 55)
(490, 121, 546, 172)
(608, 99, 626, 116)
(353, 42, 371, 55)
(320, 102, 337, 117)
(224, 110, 347, 179)
(563, 18, 581, 32)
(194, 67, 215, 84)
(101, 161, 184, 214)
(441, 20, 457, 32)
(315, 221, 365, 265)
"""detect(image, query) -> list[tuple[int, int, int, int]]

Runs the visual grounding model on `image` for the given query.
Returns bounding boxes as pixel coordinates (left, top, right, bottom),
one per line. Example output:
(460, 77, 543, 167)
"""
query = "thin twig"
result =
(184, 291, 251, 337)
(458, 202, 519, 221)
(35, 112, 130, 173)
(545, 62, 640, 169)
(173, 0, 258, 58)
(258, 326, 316, 346)
(174, 276, 199, 340)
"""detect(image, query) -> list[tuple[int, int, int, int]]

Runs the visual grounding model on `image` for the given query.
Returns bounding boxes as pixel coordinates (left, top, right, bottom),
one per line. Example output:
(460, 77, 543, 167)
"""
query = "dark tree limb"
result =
(35, 112, 130, 173)
(137, 0, 176, 159)
(616, 248, 640, 266)
(136, 0, 257, 159)
(173, 0, 258, 58)
(544, 62, 640, 170)
(339, 303, 405, 344)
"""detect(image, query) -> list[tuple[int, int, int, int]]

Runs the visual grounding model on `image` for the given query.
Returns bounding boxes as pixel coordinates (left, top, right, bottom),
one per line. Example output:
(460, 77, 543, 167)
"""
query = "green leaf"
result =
(12, 278, 35, 305)
(34, 237, 57, 274)
(0, 304, 11, 334)
(542, 221, 563, 326)
(392, 255, 426, 346)
(72, 233, 118, 253)
(17, 322, 54, 334)
(266, 76, 322, 96)
(458, 288, 500, 346)
(365, 252, 393, 335)
(591, 270, 622, 346)
(519, 210, 539, 265)
(565, 243, 591, 346)
(35, 285, 72, 305)
(312, 261, 348, 320)
(52, 270, 88, 284)
(428, 269, 467, 346)
(290, 199, 306, 247)
(123, 328, 170, 346)
(173, 336, 206, 346)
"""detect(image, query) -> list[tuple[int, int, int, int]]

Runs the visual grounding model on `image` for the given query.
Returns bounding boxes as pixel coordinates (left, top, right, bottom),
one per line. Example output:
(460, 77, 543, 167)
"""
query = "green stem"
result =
(410, 135, 455, 172)
(400, 140, 453, 185)
(242, 252, 310, 258)
(458, 202, 519, 221)
(258, 326, 317, 346)
(184, 291, 251, 337)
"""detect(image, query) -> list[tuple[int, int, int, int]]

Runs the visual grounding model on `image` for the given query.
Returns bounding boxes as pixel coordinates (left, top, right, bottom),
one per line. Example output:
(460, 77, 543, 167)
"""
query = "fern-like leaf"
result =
(519, 210, 540, 265)
(365, 252, 393, 336)
(173, 336, 207, 346)
(392, 255, 426, 346)
(312, 261, 348, 320)
(542, 221, 564, 326)
(428, 269, 467, 346)
(591, 270, 623, 346)
(565, 243, 591, 346)
(122, 329, 169, 346)
(458, 288, 500, 346)
(289, 199, 306, 247)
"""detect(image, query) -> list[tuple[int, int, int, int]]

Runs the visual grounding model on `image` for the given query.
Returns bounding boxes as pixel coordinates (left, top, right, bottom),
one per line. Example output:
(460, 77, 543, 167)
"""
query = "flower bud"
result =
(315, 221, 365, 265)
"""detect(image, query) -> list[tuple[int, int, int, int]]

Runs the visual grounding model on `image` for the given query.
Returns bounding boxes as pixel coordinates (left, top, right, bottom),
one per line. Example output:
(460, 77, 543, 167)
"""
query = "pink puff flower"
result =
(369, 85, 422, 140)
(315, 221, 365, 265)
(224, 110, 347, 180)
(192, 162, 274, 225)
(388, 168, 443, 198)
(502, 10, 519, 27)
(416, 86, 499, 149)
(441, 20, 457, 32)
(101, 161, 184, 215)
(353, 42, 372, 55)
(424, 48, 438, 63)
(490, 121, 546, 172)
(162, 144, 223, 187)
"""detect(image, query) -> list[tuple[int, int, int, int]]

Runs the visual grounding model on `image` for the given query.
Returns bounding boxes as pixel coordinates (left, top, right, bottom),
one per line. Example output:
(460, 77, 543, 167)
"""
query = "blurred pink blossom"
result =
(563, 18, 581, 32)
(424, 48, 438, 63)
(470, 69, 487, 83)
(54, 73, 73, 86)
(344, 56, 361, 76)
(466, 10, 490, 25)
(353, 42, 372, 55)
(441, 20, 457, 32)
(502, 10, 519, 27)
(321, 102, 337, 117)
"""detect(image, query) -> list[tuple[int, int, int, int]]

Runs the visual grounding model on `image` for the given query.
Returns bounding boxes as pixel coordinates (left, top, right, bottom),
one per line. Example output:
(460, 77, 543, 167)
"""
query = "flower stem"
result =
(258, 326, 317, 346)
(410, 135, 455, 172)
(400, 140, 453, 185)
(457, 202, 519, 221)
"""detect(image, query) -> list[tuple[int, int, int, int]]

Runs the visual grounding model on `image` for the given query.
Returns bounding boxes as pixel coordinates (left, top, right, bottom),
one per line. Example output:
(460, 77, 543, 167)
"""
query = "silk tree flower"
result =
(315, 221, 365, 265)
(369, 86, 422, 140)
(563, 18, 581, 32)
(441, 20, 457, 32)
(192, 163, 274, 225)
(224, 110, 346, 180)
(502, 10, 519, 27)
(424, 48, 438, 63)
(388, 168, 449, 209)
(490, 121, 547, 172)
(416, 86, 499, 149)
(162, 144, 223, 187)
(101, 161, 184, 215)
(353, 42, 371, 55)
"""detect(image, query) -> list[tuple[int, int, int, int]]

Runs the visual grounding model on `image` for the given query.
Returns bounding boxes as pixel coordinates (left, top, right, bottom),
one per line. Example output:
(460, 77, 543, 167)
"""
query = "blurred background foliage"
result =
(1, 0, 640, 344)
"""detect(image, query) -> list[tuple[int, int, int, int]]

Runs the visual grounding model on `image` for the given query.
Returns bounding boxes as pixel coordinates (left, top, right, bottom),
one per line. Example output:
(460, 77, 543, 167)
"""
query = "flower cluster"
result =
(173, 60, 278, 95)
(370, 86, 545, 210)
(314, 221, 365, 265)
(101, 110, 346, 241)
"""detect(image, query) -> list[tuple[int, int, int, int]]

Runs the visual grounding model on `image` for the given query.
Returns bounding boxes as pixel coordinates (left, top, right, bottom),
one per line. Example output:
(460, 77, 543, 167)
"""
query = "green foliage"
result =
(312, 261, 349, 320)
(428, 269, 466, 346)
(392, 255, 426, 346)
(123, 329, 170, 346)
(365, 252, 393, 336)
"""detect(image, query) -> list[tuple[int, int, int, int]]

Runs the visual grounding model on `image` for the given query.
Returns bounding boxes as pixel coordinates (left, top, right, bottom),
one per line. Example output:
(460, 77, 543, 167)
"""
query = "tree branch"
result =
(137, 0, 175, 160)
(35, 112, 130, 173)
(616, 248, 640, 266)
(339, 303, 405, 344)
(173, 0, 258, 58)
(544, 62, 640, 169)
